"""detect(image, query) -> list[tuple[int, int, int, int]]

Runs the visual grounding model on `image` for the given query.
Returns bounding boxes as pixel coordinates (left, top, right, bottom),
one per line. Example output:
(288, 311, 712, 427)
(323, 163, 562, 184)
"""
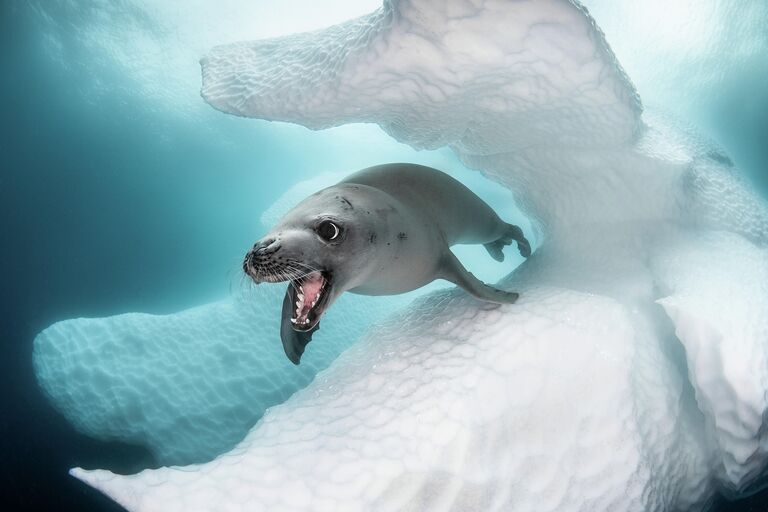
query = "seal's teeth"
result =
(290, 318, 297, 324)
(297, 292, 304, 300)
(295, 300, 301, 307)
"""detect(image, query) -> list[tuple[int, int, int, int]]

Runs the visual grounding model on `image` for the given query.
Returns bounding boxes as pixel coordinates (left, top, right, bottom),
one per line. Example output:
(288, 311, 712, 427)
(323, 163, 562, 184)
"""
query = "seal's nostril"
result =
(255, 237, 281, 255)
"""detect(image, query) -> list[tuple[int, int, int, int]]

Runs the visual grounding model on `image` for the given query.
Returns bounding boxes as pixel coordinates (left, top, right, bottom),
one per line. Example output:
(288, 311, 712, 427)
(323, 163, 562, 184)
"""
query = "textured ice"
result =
(654, 231, 768, 492)
(70, 285, 714, 512)
(201, 0, 641, 230)
(57, 0, 768, 510)
(34, 280, 416, 465)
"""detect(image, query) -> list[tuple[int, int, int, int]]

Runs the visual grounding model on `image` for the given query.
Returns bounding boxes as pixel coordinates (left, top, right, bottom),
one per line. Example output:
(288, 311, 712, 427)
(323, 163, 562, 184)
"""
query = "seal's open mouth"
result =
(289, 271, 332, 331)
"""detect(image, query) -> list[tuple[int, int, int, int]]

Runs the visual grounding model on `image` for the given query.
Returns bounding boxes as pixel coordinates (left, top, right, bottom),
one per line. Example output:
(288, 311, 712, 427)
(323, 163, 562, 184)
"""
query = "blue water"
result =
(2, 1, 767, 510)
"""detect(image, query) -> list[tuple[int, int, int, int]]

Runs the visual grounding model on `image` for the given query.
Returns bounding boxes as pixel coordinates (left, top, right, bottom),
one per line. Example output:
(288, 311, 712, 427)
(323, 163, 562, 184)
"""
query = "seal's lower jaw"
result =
(289, 271, 332, 332)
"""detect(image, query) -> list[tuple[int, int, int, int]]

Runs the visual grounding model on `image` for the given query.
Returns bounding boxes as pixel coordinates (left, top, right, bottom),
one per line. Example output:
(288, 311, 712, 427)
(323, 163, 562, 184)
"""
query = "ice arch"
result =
(62, 0, 768, 510)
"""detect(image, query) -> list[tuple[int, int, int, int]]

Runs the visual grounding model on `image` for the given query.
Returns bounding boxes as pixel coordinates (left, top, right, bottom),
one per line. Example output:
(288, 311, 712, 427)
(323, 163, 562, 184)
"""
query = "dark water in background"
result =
(1, 1, 767, 510)
(0, 2, 302, 509)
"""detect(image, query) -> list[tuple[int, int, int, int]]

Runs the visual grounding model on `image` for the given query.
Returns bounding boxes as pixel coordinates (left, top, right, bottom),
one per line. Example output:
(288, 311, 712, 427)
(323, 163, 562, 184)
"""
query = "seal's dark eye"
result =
(316, 220, 340, 241)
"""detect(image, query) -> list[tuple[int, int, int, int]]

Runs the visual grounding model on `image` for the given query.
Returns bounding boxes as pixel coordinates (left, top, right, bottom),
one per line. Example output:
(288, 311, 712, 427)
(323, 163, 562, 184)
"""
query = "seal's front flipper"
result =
(483, 240, 506, 262)
(440, 250, 519, 304)
(485, 223, 531, 260)
(280, 285, 320, 365)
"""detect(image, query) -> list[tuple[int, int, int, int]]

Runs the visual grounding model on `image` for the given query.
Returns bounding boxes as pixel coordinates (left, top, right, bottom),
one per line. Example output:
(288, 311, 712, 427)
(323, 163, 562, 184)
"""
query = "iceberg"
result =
(41, 0, 768, 510)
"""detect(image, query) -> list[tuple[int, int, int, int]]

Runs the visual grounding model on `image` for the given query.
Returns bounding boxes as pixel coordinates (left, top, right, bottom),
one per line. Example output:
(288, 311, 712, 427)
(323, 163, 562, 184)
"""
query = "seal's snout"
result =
(243, 237, 282, 281)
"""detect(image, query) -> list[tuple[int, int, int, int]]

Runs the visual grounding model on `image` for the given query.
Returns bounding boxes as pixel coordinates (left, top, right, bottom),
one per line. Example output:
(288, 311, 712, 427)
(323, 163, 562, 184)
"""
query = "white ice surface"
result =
(70, 284, 713, 512)
(34, 286, 420, 465)
(55, 0, 768, 510)
(653, 231, 768, 492)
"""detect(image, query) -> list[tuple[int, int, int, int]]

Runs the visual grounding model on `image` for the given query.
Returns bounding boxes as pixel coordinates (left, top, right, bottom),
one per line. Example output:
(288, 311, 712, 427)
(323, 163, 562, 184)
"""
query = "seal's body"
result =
(244, 163, 530, 363)
(339, 165, 528, 295)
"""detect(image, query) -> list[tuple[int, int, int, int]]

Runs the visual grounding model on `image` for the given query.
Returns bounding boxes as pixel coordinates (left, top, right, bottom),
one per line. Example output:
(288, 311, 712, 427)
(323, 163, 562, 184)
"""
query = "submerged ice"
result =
(34, 0, 768, 510)
(34, 291, 410, 464)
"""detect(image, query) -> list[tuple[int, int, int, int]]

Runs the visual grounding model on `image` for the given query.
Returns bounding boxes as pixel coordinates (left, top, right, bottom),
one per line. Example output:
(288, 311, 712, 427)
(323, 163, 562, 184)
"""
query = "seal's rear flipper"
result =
(280, 286, 320, 365)
(440, 250, 519, 304)
(485, 223, 531, 260)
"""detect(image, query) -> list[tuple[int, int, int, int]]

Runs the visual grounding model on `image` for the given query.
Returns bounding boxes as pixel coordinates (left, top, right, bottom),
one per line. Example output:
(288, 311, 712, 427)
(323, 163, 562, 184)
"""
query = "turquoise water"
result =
(2, 1, 767, 510)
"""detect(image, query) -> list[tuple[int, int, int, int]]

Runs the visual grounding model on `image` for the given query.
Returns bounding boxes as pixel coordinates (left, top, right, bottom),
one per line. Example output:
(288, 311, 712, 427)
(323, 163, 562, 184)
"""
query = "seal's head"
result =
(243, 184, 391, 363)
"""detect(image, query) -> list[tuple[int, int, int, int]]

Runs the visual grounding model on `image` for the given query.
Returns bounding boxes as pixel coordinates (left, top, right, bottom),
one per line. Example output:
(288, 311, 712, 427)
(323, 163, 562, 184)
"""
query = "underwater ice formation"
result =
(58, 0, 768, 510)
(34, 282, 410, 465)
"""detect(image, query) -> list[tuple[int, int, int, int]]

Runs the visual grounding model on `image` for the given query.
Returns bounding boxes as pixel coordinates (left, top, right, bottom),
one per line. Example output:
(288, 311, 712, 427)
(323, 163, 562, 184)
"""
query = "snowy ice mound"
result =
(70, 285, 714, 512)
(653, 232, 768, 492)
(62, 0, 768, 510)
(34, 281, 412, 465)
